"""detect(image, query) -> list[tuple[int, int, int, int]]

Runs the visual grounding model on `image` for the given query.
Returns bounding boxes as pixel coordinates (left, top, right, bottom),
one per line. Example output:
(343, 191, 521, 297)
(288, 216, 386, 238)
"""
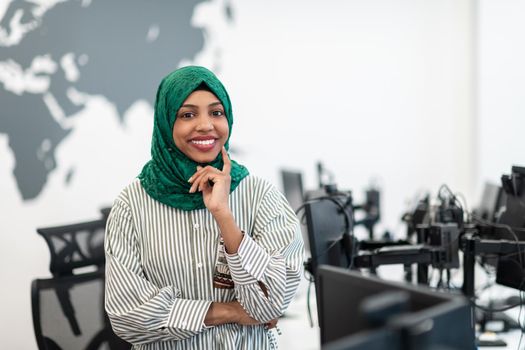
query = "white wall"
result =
(214, 0, 475, 233)
(477, 0, 525, 193)
(0, 0, 486, 348)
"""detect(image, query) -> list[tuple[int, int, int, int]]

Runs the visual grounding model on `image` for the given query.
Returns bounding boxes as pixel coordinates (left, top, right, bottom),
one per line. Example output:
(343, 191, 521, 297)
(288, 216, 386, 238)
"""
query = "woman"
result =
(104, 66, 304, 349)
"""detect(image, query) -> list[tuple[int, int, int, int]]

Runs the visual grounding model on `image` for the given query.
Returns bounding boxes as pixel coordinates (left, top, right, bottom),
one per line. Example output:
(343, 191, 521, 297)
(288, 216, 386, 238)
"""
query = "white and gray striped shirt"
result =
(105, 175, 305, 349)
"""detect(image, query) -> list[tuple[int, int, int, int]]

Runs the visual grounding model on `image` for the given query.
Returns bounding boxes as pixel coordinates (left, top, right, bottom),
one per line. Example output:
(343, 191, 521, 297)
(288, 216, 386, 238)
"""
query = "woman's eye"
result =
(180, 112, 195, 119)
(212, 110, 224, 117)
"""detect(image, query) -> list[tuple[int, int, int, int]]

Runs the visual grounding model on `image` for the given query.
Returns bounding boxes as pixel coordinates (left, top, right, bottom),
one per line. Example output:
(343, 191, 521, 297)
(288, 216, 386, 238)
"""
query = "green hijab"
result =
(138, 66, 249, 211)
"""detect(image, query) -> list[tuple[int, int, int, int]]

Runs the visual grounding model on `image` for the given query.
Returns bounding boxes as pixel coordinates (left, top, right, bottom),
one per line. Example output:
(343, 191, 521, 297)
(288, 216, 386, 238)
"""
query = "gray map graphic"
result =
(0, 0, 231, 200)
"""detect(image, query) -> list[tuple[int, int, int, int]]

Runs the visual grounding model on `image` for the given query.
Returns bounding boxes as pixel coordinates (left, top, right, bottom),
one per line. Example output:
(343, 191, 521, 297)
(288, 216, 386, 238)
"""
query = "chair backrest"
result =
(100, 207, 112, 222)
(31, 270, 130, 350)
(36, 219, 107, 276)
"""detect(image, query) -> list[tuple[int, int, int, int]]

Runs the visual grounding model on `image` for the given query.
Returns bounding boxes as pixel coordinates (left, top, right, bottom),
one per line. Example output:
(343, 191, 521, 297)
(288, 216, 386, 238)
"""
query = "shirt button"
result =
(181, 320, 187, 327)
(245, 263, 252, 270)
(196, 262, 203, 268)
(193, 223, 200, 230)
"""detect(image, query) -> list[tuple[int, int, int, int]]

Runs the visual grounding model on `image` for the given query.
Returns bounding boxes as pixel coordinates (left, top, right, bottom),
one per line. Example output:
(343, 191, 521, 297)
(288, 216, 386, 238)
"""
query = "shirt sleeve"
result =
(224, 184, 305, 323)
(104, 199, 212, 345)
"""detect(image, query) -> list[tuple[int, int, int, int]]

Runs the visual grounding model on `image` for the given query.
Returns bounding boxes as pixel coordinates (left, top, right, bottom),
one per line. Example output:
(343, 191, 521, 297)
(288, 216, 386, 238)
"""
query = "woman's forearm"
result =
(204, 302, 235, 326)
(212, 209, 243, 254)
(204, 301, 262, 326)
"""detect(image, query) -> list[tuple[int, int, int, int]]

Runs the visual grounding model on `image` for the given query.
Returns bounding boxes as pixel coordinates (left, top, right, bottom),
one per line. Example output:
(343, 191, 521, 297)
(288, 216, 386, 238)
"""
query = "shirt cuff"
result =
(166, 299, 212, 333)
(225, 233, 271, 285)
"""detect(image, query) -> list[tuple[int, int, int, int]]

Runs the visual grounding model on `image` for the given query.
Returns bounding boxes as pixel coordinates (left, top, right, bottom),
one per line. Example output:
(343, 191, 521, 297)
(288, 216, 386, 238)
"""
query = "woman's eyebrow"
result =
(180, 103, 198, 109)
(180, 102, 222, 109)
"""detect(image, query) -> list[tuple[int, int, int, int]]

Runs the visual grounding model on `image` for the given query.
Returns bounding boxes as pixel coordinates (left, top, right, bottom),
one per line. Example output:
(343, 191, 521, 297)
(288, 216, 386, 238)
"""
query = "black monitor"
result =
(473, 182, 505, 223)
(498, 166, 525, 231)
(317, 265, 475, 350)
(280, 169, 311, 255)
(323, 328, 399, 350)
(280, 169, 305, 212)
(304, 197, 352, 278)
(494, 166, 525, 290)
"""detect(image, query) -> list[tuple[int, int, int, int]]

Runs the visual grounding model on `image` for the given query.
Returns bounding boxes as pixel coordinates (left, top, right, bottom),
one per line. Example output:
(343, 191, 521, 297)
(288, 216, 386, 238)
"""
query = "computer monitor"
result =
(323, 327, 399, 350)
(494, 166, 525, 290)
(317, 265, 475, 350)
(498, 166, 525, 231)
(280, 169, 311, 255)
(280, 169, 305, 212)
(304, 197, 352, 278)
(473, 182, 504, 223)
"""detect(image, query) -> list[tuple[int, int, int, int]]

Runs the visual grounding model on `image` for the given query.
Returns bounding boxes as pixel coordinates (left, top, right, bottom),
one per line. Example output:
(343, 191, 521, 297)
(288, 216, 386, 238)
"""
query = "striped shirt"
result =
(104, 175, 305, 349)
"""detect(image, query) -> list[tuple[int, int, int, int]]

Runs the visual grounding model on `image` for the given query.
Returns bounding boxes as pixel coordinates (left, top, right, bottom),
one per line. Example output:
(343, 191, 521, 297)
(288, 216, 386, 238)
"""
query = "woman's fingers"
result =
(221, 147, 231, 175)
(187, 165, 204, 183)
(188, 148, 230, 190)
(188, 148, 230, 183)
(189, 167, 223, 193)
(265, 319, 278, 329)
(230, 301, 260, 326)
(189, 171, 213, 193)
(188, 158, 233, 194)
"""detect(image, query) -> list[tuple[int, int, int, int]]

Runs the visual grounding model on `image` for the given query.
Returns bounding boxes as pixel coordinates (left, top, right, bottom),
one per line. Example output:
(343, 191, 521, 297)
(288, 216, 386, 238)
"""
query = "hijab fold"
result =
(138, 66, 249, 211)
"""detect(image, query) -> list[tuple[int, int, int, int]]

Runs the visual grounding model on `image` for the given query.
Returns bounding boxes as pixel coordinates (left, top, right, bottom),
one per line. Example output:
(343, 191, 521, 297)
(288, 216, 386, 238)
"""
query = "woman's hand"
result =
(229, 301, 278, 329)
(188, 147, 231, 216)
(189, 146, 242, 253)
(204, 301, 278, 328)
(229, 301, 260, 326)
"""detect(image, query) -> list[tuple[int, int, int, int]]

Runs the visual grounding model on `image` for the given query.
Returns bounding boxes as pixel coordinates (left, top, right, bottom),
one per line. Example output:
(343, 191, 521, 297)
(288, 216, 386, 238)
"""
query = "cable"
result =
(518, 285, 524, 350)
(438, 184, 464, 212)
(455, 192, 470, 223)
(306, 277, 314, 328)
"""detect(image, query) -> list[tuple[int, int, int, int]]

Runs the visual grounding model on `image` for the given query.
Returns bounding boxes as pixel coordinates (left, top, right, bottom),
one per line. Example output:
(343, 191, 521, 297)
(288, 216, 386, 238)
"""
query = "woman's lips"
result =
(189, 138, 217, 151)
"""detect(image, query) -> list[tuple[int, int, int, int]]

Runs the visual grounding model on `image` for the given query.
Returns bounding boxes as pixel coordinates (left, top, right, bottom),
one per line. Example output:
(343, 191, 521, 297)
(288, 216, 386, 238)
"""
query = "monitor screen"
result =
(317, 265, 475, 350)
(474, 182, 504, 222)
(280, 170, 305, 212)
(280, 169, 310, 255)
(498, 165, 525, 230)
(304, 197, 351, 277)
(495, 166, 525, 290)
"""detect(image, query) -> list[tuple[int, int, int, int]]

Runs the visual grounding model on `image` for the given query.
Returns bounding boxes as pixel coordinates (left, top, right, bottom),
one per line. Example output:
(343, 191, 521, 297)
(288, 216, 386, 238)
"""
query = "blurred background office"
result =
(0, 0, 524, 348)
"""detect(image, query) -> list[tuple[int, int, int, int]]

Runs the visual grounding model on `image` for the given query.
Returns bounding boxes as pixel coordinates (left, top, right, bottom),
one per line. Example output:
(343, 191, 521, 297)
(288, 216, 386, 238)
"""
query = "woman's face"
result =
(172, 90, 229, 164)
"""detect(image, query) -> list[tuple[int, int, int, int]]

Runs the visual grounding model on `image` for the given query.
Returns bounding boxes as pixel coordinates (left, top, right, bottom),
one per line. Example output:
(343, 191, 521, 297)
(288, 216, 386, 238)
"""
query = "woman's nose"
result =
(196, 116, 213, 131)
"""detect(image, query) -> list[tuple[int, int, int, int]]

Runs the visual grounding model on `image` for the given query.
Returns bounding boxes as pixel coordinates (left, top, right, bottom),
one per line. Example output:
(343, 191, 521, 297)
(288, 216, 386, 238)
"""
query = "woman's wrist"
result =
(211, 209, 243, 254)
(210, 206, 233, 222)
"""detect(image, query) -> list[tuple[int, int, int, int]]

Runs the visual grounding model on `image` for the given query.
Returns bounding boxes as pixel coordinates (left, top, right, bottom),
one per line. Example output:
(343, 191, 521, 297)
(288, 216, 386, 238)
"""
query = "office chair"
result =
(100, 207, 112, 224)
(32, 218, 130, 349)
(31, 270, 129, 350)
(36, 219, 107, 277)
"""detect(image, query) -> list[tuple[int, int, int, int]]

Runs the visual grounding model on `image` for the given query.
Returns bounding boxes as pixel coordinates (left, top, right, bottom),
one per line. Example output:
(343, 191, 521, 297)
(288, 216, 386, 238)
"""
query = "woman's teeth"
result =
(191, 139, 215, 145)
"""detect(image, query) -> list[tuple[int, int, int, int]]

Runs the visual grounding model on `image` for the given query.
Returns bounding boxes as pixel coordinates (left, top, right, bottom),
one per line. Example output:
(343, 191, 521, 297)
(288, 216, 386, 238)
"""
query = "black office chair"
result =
(32, 218, 130, 350)
(36, 219, 107, 277)
(31, 271, 129, 350)
(100, 207, 112, 224)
